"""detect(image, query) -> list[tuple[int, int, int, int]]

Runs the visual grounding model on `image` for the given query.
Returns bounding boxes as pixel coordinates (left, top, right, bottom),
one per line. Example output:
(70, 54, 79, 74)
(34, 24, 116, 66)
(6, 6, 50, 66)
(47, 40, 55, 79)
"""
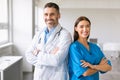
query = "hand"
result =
(51, 47, 59, 54)
(32, 48, 40, 56)
(80, 60, 94, 69)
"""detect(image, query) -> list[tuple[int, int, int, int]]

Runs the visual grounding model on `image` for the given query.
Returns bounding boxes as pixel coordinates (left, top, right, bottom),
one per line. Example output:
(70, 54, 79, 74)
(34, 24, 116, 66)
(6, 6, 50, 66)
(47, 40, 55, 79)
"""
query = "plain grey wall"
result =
(60, 8, 120, 43)
(37, 8, 120, 43)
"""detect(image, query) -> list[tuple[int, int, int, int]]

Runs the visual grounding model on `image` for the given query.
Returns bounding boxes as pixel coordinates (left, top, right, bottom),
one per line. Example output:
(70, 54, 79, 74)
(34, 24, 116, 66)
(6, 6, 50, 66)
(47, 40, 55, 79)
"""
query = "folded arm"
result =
(81, 58, 112, 76)
(26, 31, 72, 67)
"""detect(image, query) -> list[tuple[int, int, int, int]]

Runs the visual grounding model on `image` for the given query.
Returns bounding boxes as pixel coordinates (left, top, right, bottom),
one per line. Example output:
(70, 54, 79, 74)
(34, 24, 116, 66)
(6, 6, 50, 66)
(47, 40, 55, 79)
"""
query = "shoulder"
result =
(69, 41, 82, 56)
(61, 27, 71, 35)
(57, 24, 71, 36)
(59, 27, 72, 40)
(89, 42, 100, 50)
(35, 27, 45, 35)
(32, 28, 45, 40)
(70, 41, 79, 49)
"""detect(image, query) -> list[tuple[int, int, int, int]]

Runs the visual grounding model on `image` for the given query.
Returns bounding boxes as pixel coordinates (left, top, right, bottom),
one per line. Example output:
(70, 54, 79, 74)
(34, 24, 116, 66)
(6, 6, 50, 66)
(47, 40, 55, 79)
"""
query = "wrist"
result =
(92, 65, 97, 70)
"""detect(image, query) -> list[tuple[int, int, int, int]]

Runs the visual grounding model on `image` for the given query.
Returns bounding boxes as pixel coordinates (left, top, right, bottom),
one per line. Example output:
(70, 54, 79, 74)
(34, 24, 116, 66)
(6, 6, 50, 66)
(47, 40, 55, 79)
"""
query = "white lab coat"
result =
(25, 24, 72, 80)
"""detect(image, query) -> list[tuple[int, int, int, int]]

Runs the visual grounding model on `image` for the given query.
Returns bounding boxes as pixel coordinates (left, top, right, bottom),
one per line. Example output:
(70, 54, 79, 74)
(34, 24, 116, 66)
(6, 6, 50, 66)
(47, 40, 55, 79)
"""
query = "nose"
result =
(83, 27, 87, 31)
(46, 15, 51, 19)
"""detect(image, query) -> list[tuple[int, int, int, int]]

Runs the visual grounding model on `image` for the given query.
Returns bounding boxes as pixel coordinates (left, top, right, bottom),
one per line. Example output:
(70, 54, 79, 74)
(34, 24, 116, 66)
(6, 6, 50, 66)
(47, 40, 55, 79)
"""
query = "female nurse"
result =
(68, 16, 112, 80)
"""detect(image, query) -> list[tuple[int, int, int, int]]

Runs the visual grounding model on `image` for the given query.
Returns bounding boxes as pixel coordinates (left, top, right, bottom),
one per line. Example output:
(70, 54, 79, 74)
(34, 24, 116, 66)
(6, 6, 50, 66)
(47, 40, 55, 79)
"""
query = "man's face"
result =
(43, 7, 60, 28)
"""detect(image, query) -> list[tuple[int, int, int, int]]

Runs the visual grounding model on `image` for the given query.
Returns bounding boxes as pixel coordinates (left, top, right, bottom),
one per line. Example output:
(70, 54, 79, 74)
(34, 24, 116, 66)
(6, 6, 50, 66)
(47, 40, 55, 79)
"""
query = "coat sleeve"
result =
(25, 31, 41, 66)
(36, 30, 72, 67)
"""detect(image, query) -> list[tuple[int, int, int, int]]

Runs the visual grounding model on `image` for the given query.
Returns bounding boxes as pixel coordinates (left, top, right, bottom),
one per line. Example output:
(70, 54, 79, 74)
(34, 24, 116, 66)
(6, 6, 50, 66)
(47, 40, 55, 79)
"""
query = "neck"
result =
(78, 38, 87, 44)
(47, 24, 58, 31)
(78, 38, 89, 50)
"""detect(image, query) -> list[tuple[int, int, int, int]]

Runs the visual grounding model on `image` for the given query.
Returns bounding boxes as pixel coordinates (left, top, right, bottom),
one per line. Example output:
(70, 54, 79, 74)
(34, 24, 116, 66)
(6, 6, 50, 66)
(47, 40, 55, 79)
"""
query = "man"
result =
(25, 2, 72, 80)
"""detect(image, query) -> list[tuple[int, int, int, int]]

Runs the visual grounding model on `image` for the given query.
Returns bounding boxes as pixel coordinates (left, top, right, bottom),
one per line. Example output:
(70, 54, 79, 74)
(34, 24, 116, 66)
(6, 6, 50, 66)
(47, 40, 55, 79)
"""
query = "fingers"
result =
(80, 60, 90, 68)
(80, 60, 94, 69)
(51, 47, 59, 54)
(33, 48, 40, 56)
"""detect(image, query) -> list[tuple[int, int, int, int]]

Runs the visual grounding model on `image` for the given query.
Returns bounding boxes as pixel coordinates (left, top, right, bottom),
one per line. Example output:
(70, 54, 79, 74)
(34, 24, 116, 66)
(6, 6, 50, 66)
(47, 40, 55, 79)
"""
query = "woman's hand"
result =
(80, 60, 94, 69)
(80, 57, 111, 71)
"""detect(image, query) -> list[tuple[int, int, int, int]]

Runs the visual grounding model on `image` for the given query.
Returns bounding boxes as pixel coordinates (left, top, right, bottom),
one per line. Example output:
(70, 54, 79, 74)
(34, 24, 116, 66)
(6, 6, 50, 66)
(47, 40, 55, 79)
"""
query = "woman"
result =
(68, 16, 112, 80)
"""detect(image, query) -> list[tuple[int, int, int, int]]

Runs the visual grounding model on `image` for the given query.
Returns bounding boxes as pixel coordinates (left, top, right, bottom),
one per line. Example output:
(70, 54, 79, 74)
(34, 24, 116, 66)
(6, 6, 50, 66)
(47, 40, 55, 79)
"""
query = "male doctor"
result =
(25, 2, 72, 80)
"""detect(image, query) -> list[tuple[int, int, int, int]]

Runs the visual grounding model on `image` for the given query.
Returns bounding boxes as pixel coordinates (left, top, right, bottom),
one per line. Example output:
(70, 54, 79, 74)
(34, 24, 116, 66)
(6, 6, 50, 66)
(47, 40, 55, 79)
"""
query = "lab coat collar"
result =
(45, 24, 62, 45)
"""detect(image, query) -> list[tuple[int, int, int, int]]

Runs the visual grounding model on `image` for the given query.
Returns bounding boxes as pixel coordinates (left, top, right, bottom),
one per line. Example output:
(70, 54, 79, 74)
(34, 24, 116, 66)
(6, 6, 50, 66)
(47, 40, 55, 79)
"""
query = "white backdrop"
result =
(37, 8, 120, 43)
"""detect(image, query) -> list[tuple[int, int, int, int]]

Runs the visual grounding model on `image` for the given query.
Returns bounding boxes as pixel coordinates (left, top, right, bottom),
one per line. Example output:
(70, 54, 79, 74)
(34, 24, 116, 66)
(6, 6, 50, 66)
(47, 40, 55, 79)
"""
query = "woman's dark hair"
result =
(74, 16, 91, 42)
(44, 2, 60, 13)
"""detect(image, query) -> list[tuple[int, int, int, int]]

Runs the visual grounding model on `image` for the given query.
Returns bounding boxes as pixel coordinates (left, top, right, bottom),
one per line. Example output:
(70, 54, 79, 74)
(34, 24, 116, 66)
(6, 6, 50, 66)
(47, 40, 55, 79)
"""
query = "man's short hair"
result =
(44, 2, 60, 13)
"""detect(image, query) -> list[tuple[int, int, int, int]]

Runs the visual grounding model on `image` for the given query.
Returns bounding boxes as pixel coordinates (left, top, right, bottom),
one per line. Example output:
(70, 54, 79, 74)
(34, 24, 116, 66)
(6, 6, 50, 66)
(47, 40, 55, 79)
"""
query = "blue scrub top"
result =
(68, 41, 111, 80)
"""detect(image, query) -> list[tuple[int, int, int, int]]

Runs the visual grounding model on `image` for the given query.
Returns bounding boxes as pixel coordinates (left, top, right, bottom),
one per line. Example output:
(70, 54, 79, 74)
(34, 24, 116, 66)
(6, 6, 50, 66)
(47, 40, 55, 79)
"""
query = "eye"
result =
(86, 25, 90, 28)
(44, 13, 48, 16)
(79, 25, 84, 28)
(50, 13, 55, 16)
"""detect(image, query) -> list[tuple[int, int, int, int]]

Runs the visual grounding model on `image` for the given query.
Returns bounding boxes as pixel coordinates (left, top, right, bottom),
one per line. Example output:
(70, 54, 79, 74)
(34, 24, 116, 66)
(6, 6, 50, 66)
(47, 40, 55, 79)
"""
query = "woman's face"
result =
(75, 20, 90, 39)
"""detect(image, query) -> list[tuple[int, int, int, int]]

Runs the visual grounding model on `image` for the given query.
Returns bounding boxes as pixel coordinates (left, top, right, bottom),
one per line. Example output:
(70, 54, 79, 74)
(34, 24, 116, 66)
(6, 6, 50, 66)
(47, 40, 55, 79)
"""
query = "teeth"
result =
(83, 33, 87, 34)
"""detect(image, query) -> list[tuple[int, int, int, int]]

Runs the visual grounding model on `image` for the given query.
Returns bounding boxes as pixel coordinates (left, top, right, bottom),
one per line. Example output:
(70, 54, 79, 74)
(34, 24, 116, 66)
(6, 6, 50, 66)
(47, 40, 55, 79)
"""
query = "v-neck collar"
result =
(76, 40, 91, 54)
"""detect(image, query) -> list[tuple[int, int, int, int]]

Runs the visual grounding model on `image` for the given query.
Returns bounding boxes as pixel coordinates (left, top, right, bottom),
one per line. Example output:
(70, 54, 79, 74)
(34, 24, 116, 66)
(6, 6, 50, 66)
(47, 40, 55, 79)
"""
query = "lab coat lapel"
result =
(45, 24, 62, 46)
(40, 32, 45, 45)
(36, 32, 46, 52)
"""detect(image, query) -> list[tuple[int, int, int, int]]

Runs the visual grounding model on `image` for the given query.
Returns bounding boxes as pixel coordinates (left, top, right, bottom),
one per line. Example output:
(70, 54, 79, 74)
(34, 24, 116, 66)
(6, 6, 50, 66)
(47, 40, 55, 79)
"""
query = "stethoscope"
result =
(38, 27, 63, 44)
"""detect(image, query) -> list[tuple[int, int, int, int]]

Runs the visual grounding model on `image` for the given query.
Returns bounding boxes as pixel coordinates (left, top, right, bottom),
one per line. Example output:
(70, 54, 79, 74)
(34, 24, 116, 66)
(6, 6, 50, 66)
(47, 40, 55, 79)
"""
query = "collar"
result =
(44, 26, 56, 34)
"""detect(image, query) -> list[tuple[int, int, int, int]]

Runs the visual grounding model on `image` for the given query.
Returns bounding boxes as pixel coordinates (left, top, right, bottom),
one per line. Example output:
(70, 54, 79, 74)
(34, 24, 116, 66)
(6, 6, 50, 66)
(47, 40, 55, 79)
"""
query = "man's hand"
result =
(51, 47, 59, 54)
(32, 48, 40, 56)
